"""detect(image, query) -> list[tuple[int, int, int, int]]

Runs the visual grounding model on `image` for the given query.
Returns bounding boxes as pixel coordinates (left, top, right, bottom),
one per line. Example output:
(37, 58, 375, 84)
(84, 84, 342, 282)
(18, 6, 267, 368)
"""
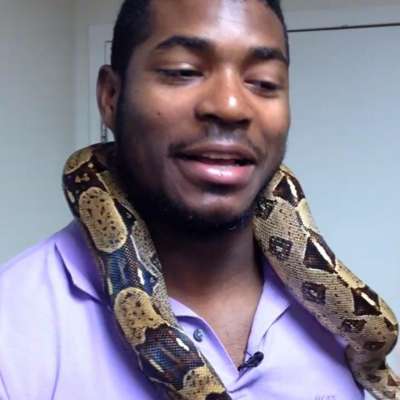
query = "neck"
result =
(146, 219, 262, 309)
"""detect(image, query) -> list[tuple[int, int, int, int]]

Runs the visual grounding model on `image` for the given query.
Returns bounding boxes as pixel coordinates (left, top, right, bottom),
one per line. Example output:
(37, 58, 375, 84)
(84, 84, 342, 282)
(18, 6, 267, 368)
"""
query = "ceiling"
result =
(282, 0, 400, 12)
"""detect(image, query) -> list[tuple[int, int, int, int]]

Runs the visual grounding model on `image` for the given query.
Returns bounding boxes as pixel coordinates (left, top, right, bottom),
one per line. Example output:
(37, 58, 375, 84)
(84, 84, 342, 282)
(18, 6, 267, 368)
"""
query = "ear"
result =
(97, 65, 121, 132)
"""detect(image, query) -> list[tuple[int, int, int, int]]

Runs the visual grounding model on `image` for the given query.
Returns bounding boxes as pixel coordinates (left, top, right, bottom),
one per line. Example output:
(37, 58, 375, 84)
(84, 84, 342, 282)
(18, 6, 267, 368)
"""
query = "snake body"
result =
(63, 143, 399, 399)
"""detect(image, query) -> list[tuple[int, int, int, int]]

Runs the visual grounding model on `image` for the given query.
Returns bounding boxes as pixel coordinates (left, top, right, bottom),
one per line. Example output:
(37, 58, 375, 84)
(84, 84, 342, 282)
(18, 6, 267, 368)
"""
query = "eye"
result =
(246, 80, 281, 97)
(157, 68, 202, 81)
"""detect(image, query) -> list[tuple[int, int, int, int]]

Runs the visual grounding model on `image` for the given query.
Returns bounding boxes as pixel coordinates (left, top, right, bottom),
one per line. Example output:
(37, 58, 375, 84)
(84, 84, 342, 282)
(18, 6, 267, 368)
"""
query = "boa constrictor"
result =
(63, 143, 399, 400)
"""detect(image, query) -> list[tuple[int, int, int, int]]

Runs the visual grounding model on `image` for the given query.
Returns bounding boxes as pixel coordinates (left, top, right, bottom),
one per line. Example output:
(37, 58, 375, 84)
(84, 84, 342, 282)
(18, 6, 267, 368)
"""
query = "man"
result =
(1, 0, 390, 398)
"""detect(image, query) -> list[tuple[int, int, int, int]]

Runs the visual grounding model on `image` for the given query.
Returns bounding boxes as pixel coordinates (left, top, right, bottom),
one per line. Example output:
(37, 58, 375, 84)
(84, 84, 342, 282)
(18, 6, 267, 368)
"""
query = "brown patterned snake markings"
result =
(63, 143, 399, 400)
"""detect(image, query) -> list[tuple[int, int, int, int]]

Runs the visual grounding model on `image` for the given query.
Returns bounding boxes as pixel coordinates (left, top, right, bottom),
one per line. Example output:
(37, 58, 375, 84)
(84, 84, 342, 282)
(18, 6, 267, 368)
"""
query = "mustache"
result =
(168, 126, 264, 160)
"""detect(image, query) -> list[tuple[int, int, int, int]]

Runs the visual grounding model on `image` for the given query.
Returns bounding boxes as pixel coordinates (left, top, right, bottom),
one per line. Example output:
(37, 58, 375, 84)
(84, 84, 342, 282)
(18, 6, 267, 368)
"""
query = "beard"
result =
(116, 168, 273, 238)
(113, 91, 285, 238)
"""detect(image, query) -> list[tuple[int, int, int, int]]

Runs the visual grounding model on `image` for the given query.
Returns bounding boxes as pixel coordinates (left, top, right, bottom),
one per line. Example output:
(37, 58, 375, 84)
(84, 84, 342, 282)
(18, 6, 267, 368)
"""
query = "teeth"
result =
(180, 154, 251, 165)
(200, 153, 236, 160)
(200, 157, 235, 165)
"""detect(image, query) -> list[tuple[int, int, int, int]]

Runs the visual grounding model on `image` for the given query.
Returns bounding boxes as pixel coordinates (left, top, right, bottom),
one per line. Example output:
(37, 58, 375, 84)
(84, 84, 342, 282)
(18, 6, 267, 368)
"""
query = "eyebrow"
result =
(153, 34, 289, 66)
(154, 35, 211, 52)
(250, 46, 289, 66)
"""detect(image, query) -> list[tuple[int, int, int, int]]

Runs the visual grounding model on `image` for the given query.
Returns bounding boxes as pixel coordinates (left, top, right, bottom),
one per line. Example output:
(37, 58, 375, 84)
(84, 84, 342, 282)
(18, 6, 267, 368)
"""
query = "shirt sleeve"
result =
(0, 371, 9, 400)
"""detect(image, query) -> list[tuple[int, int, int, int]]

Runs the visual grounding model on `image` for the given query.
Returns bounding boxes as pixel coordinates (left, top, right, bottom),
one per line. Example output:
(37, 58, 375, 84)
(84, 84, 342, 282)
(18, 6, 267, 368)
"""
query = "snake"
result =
(63, 142, 399, 400)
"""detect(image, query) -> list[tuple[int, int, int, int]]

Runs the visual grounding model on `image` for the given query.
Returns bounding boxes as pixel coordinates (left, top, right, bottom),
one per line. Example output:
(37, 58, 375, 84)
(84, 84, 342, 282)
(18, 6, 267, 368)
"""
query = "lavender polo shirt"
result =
(0, 222, 364, 400)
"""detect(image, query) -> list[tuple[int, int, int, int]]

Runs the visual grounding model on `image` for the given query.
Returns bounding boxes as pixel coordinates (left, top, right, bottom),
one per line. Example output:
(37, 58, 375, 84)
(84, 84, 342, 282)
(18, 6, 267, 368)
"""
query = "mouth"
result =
(173, 143, 257, 188)
(178, 154, 254, 166)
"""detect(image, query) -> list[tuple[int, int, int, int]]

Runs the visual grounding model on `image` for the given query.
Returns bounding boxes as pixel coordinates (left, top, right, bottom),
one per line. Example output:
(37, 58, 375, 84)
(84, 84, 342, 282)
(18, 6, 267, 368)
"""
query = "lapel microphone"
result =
(238, 351, 264, 371)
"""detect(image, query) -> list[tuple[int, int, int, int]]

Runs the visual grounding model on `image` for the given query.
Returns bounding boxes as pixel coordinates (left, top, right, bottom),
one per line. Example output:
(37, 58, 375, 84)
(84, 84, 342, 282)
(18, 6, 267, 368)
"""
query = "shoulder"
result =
(0, 225, 72, 397)
(0, 223, 74, 295)
(0, 223, 102, 399)
(0, 221, 101, 301)
(0, 221, 104, 319)
(0, 223, 88, 325)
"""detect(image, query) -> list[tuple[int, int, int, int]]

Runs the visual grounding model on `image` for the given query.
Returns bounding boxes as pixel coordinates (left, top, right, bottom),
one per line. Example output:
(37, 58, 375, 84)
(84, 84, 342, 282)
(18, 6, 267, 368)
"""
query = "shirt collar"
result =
(170, 257, 291, 349)
(55, 221, 105, 303)
(247, 259, 291, 351)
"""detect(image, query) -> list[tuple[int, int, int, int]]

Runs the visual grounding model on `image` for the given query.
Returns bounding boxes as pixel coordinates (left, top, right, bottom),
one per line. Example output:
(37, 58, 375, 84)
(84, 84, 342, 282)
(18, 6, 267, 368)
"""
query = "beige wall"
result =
(0, 0, 75, 263)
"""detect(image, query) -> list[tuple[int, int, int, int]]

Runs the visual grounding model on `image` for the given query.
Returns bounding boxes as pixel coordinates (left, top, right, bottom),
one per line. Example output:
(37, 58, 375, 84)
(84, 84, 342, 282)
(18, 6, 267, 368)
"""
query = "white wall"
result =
(0, 0, 75, 263)
(283, 0, 400, 13)
(74, 0, 122, 149)
(0, 0, 124, 264)
(284, 4, 400, 28)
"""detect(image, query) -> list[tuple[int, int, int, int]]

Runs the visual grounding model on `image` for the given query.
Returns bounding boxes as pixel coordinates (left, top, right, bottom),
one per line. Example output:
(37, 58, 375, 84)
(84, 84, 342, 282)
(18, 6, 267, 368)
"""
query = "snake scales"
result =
(63, 142, 399, 399)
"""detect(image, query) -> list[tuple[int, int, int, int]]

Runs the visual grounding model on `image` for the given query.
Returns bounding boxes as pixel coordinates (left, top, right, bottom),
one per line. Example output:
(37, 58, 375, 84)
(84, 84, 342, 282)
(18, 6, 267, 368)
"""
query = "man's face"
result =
(112, 0, 290, 231)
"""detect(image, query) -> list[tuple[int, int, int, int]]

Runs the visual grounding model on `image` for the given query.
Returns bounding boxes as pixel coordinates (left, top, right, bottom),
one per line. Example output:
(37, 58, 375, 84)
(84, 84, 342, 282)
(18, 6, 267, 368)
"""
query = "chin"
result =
(176, 208, 253, 236)
(168, 194, 256, 235)
(133, 186, 254, 235)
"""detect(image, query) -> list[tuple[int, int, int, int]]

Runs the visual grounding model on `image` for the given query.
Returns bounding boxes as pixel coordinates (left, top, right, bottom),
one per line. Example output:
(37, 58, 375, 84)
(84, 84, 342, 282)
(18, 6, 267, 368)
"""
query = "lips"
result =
(179, 153, 253, 166)
(173, 143, 257, 187)
(176, 143, 257, 165)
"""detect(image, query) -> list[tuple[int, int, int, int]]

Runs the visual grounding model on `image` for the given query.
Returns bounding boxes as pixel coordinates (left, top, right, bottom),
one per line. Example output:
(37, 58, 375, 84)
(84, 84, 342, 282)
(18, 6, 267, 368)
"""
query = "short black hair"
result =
(111, 0, 289, 78)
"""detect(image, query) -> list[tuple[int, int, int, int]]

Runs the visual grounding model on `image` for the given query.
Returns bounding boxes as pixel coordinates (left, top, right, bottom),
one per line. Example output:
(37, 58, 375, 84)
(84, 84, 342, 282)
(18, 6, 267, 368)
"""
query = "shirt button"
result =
(193, 328, 204, 342)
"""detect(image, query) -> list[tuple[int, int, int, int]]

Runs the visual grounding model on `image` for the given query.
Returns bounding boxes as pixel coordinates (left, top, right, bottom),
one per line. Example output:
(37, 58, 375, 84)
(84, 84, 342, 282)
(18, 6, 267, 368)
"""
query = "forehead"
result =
(145, 0, 286, 54)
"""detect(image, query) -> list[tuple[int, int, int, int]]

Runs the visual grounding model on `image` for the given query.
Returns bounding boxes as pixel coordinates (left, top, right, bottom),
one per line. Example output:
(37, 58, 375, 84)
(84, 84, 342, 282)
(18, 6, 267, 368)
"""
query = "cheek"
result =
(120, 98, 187, 180)
(266, 99, 290, 134)
(258, 102, 290, 149)
(131, 86, 194, 129)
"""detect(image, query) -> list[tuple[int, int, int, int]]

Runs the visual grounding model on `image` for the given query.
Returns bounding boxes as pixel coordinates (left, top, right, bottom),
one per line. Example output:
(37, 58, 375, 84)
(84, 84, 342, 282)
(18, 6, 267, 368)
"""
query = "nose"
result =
(195, 69, 253, 130)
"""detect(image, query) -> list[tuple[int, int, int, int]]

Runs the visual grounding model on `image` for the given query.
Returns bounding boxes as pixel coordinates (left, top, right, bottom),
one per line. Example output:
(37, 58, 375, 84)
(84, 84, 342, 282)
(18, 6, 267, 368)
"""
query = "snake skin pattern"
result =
(63, 143, 399, 399)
